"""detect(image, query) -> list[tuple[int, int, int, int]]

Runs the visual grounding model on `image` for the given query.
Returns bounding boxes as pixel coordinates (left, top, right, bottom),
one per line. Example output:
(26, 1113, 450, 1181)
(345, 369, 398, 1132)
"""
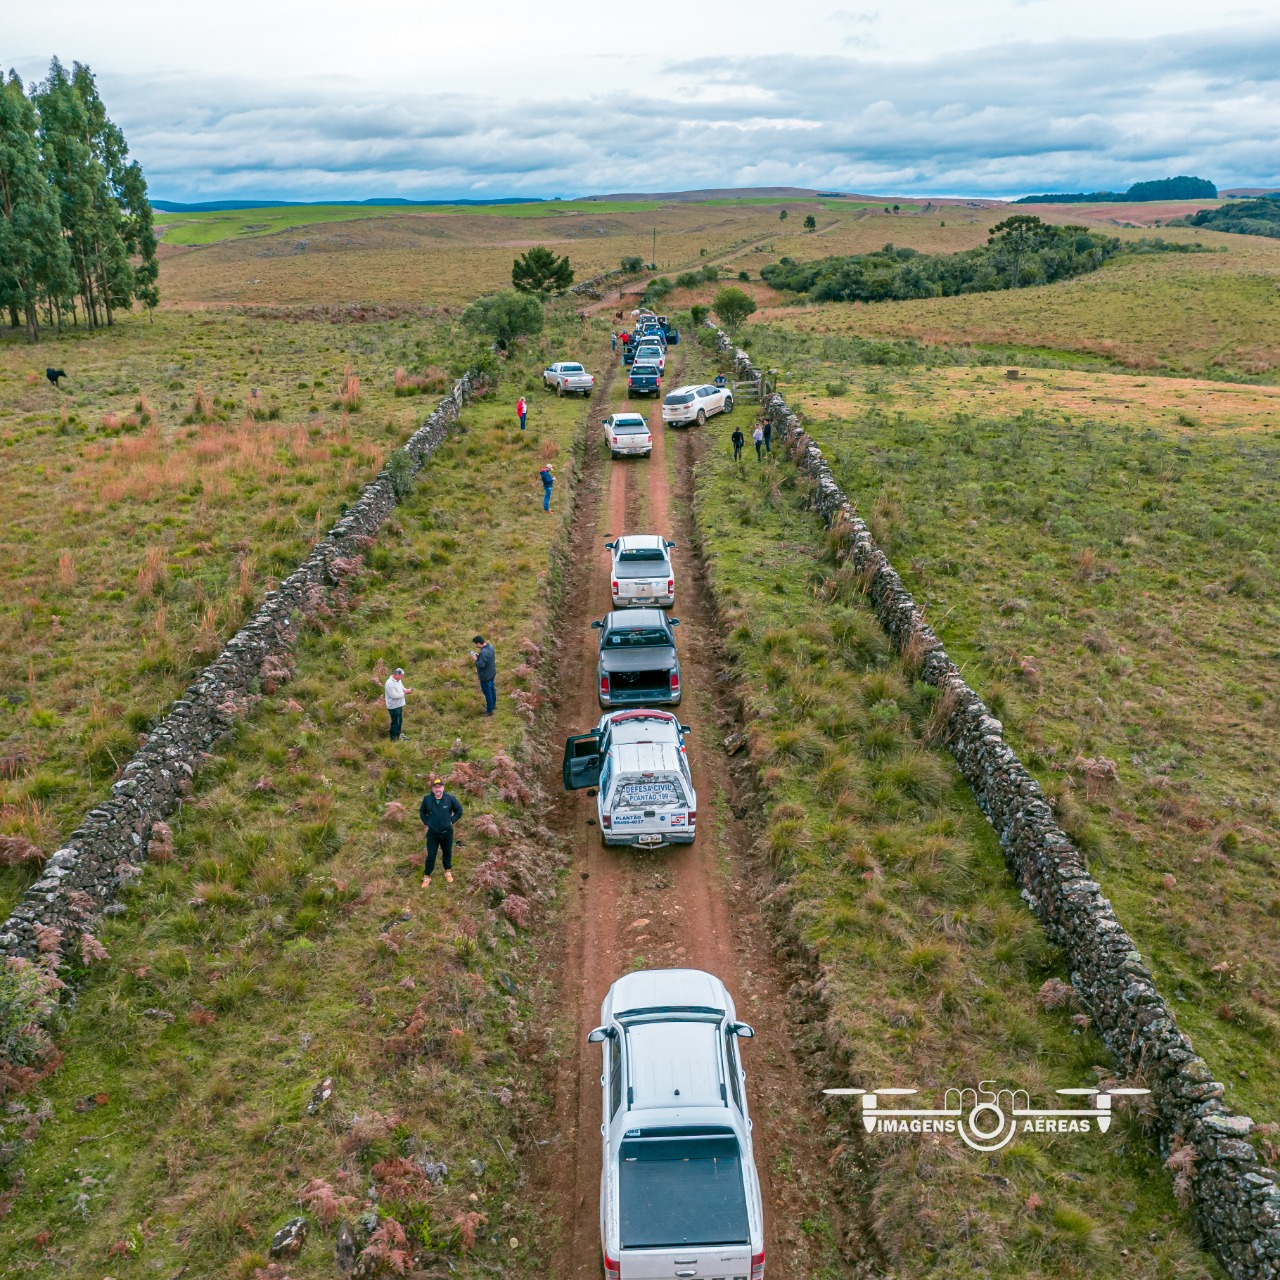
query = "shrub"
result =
(461, 291, 545, 349)
(879, 749, 949, 805)
(386, 449, 416, 500)
(620, 255, 644, 273)
(825, 380, 848, 397)
(713, 287, 757, 331)
(690, 304, 709, 328)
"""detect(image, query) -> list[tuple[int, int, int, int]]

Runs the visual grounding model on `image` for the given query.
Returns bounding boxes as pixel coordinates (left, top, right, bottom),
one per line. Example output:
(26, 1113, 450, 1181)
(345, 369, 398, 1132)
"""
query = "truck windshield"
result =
(605, 627, 670, 646)
(619, 1134, 750, 1249)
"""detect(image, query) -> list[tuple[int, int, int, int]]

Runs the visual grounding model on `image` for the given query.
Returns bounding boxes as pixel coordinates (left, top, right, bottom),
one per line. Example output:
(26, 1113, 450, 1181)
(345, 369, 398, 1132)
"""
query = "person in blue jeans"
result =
(471, 635, 497, 715)
(540, 463, 554, 512)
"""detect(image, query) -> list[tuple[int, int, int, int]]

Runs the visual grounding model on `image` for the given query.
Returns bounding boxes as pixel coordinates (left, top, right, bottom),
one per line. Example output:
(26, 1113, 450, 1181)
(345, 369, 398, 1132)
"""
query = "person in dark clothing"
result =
(762, 420, 773, 454)
(539, 463, 554, 513)
(420, 777, 463, 888)
(471, 635, 497, 715)
(731, 426, 745, 460)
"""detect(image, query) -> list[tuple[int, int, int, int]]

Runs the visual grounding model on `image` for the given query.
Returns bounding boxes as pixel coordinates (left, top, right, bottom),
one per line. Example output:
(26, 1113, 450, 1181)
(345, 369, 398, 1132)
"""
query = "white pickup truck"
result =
(563, 710, 695, 847)
(544, 361, 596, 396)
(589, 968, 765, 1280)
(607, 535, 676, 608)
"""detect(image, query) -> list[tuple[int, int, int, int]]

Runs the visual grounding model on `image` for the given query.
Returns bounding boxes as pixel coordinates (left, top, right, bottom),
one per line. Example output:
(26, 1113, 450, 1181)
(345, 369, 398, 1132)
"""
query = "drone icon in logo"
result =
(823, 1081, 1150, 1152)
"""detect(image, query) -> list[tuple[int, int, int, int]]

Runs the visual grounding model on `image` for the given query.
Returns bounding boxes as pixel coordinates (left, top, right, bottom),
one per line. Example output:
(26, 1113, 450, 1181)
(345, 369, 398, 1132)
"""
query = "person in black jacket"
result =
(471, 634, 497, 715)
(731, 426, 745, 460)
(420, 776, 463, 889)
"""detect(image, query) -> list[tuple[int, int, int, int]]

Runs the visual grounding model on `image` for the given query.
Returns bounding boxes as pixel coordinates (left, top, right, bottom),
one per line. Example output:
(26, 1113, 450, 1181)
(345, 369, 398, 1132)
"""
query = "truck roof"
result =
(603, 711, 683, 746)
(626, 1019, 723, 1110)
(612, 740, 685, 777)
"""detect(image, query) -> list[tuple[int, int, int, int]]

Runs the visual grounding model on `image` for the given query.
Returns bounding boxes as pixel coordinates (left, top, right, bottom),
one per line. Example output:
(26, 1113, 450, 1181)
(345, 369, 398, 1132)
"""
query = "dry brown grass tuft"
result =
(56, 549, 75, 591)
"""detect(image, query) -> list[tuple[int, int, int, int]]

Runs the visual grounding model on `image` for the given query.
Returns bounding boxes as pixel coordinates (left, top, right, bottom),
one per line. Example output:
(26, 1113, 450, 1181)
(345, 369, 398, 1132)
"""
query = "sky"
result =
(6, 1, 1280, 202)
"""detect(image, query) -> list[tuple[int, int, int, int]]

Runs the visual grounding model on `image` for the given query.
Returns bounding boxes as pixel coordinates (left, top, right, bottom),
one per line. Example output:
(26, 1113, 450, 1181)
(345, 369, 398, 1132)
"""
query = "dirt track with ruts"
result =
(527, 348, 863, 1279)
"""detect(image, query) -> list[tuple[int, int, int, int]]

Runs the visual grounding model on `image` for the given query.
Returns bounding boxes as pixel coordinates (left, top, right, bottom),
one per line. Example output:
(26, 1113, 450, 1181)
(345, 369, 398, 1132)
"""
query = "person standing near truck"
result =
(517, 394, 528, 431)
(420, 776, 463, 889)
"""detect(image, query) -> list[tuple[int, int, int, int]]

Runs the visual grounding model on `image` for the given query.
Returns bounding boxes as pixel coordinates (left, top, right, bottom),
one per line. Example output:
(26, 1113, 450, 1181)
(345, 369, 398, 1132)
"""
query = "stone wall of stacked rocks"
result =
(710, 325, 1280, 1279)
(0, 375, 475, 965)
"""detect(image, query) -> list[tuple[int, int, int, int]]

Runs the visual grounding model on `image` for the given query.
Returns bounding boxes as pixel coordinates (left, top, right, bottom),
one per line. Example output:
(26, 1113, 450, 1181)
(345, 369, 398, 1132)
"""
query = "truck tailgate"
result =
(619, 1246, 752, 1279)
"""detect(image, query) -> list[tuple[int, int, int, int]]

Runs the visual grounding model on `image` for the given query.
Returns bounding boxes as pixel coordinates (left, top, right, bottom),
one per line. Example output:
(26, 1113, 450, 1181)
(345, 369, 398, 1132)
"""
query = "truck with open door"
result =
(563, 710, 696, 848)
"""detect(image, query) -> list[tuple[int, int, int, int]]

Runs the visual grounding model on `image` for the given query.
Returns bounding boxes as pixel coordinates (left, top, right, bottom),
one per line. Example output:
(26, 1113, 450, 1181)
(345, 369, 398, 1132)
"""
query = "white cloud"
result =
(7, 18, 1279, 199)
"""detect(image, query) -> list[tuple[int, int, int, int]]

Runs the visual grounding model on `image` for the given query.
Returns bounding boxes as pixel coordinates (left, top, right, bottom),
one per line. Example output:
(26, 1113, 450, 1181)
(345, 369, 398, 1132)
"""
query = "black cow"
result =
(46, 368, 66, 387)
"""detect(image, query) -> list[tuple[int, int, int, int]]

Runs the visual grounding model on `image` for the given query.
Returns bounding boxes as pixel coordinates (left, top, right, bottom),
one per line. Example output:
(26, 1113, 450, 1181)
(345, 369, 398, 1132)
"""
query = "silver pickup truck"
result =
(544, 361, 596, 396)
(590, 968, 764, 1280)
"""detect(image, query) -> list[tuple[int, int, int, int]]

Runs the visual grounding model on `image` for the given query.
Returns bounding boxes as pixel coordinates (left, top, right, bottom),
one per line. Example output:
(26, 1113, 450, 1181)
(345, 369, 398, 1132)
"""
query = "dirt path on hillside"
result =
(532, 351, 865, 1278)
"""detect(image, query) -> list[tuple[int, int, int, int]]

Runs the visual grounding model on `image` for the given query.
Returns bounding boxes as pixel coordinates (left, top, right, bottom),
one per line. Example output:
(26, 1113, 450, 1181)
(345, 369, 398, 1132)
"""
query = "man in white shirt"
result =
(384, 667, 413, 741)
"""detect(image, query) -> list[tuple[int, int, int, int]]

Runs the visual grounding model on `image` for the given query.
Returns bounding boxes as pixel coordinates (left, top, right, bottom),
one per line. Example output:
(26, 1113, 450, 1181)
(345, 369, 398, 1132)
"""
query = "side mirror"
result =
(680, 725, 692, 734)
(733, 1022, 755, 1039)
(665, 541, 676, 549)
(601, 419, 610, 426)
(591, 620, 603, 630)
(604, 540, 616, 549)
(587, 1027, 609, 1044)
(669, 618, 679, 626)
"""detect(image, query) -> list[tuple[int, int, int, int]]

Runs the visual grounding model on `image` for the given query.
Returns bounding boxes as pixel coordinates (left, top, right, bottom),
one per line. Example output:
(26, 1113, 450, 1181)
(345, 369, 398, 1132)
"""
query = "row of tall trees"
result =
(0, 58, 158, 342)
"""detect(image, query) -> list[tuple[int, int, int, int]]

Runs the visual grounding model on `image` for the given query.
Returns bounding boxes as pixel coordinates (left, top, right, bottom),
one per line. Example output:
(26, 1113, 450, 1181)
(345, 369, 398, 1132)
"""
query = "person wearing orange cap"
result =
(419, 775, 463, 889)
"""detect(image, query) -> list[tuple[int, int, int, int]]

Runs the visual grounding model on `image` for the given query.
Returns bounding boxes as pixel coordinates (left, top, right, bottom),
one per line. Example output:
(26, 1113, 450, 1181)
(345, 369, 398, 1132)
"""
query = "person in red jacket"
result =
(517, 395, 527, 431)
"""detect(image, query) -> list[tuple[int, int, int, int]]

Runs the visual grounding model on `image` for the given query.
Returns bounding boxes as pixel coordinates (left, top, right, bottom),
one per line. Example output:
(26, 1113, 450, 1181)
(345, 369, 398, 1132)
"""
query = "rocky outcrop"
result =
(0, 375, 476, 966)
(710, 324, 1280, 1279)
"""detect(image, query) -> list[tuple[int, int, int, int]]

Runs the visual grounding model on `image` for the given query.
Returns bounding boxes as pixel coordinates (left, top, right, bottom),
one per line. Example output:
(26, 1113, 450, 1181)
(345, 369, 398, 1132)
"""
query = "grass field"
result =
(0, 318, 610, 1275)
(753, 228, 1280, 380)
(690, 418, 1219, 1278)
(750, 337, 1280, 1136)
(0, 311, 503, 917)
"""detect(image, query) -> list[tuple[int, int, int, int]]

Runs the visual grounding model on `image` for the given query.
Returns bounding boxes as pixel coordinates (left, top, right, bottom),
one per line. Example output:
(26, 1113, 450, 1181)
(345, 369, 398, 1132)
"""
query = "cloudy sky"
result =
(7, 1, 1280, 201)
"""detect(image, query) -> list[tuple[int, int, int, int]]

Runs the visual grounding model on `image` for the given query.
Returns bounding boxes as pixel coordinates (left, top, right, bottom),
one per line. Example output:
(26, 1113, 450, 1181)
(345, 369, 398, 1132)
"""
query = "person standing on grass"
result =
(752, 424, 764, 461)
(471, 634, 497, 716)
(539, 462, 555, 512)
(763, 419, 773, 455)
(420, 776, 463, 889)
(731, 425, 745, 460)
(517, 394, 528, 431)
(384, 667, 413, 741)
(611, 332, 617, 352)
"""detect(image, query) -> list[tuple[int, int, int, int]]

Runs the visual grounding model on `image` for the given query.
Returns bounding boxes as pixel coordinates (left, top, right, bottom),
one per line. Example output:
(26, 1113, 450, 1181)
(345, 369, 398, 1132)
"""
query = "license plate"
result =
(634, 596, 652, 603)
(637, 834, 662, 845)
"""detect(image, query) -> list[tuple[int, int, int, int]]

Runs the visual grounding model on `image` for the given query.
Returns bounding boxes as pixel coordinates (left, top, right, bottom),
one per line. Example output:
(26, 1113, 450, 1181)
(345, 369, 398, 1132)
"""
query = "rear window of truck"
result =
(605, 627, 670, 646)
(664, 392, 694, 405)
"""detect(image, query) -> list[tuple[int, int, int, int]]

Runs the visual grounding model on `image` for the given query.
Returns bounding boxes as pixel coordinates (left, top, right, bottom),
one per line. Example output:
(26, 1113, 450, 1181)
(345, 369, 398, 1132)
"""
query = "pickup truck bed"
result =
(619, 1134, 750, 1249)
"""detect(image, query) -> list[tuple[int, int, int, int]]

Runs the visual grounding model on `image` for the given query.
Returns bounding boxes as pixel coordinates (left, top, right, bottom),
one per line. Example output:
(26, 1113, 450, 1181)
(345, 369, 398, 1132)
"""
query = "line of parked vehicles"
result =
(554, 310, 767, 1280)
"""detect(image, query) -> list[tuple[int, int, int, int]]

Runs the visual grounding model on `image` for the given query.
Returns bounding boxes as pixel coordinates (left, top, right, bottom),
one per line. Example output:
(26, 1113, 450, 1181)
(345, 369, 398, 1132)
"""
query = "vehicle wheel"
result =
(557, 384, 564, 397)
(724, 396, 734, 413)
(696, 409, 706, 426)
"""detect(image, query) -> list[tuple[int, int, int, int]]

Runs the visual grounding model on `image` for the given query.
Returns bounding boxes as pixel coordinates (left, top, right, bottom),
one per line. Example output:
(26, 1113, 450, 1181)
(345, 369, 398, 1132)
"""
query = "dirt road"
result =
(533, 350, 859, 1279)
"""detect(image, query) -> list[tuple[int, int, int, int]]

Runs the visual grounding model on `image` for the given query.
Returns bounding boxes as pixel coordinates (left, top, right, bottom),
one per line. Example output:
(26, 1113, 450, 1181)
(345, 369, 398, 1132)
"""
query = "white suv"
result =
(662, 383, 734, 427)
(589, 969, 765, 1280)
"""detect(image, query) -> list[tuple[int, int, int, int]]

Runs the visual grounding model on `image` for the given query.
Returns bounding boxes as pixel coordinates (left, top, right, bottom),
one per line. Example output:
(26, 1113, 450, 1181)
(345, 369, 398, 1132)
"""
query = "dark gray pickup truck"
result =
(593, 610, 681, 708)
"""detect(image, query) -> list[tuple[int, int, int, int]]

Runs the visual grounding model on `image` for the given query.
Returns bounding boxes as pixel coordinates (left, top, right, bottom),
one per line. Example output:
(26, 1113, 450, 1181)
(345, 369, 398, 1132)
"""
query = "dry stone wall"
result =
(0, 374, 475, 966)
(710, 325, 1280, 1279)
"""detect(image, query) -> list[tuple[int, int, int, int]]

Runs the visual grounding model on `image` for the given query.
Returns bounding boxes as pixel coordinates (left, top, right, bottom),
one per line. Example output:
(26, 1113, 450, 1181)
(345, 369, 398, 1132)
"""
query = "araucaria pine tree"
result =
(0, 57, 159, 341)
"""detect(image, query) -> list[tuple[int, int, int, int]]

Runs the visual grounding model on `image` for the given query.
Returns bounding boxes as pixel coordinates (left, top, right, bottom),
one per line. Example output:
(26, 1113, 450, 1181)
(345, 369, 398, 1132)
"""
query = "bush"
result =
(461, 291, 544, 349)
(712, 287, 757, 331)
(690, 304, 709, 328)
(701, 264, 719, 282)
(737, 271, 750, 282)
(620, 255, 644, 273)
(826, 380, 848, 397)
(386, 449, 416, 500)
